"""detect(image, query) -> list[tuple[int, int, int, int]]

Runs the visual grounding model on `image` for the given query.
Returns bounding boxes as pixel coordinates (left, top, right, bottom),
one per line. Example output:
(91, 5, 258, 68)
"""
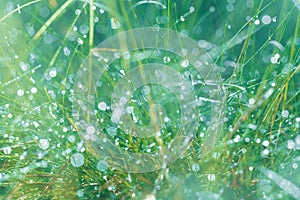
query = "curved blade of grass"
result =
(0, 0, 42, 23)
(33, 0, 74, 40)
(259, 167, 300, 199)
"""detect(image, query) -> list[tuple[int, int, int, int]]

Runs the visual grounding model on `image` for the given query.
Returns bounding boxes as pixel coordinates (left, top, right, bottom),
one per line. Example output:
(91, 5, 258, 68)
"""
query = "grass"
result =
(0, 0, 299, 199)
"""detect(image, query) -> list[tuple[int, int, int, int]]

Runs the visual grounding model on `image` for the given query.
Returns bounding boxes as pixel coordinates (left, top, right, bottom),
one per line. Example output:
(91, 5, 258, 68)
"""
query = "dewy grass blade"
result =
(259, 167, 300, 199)
(0, 0, 42, 23)
(33, 0, 74, 40)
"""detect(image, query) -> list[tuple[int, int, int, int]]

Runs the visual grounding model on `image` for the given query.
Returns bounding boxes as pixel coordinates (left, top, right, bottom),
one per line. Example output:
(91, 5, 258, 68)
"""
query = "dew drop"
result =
(111, 18, 120, 29)
(145, 194, 156, 200)
(98, 102, 107, 111)
(292, 163, 298, 169)
(282, 110, 289, 118)
(262, 15, 271, 25)
(39, 139, 49, 150)
(70, 153, 85, 167)
(31, 87, 37, 94)
(163, 117, 170, 123)
(79, 25, 89, 35)
(163, 56, 171, 63)
(122, 51, 130, 59)
(226, 4, 234, 12)
(39, 7, 50, 18)
(181, 59, 189, 68)
(49, 69, 57, 78)
(86, 125, 95, 134)
(262, 149, 269, 155)
(77, 189, 84, 197)
(17, 89, 24, 96)
(262, 140, 270, 147)
(63, 47, 71, 56)
(20, 62, 29, 71)
(189, 6, 195, 13)
(254, 19, 260, 25)
(75, 9, 81, 15)
(142, 85, 151, 95)
(295, 135, 300, 144)
(3, 146, 12, 155)
(249, 98, 255, 105)
(97, 160, 108, 172)
(68, 135, 76, 143)
(208, 174, 216, 181)
(76, 38, 84, 46)
(192, 163, 200, 172)
(287, 140, 295, 149)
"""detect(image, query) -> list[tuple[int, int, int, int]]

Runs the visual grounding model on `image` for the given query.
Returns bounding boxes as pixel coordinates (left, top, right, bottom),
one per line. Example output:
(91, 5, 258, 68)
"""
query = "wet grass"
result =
(0, 0, 299, 199)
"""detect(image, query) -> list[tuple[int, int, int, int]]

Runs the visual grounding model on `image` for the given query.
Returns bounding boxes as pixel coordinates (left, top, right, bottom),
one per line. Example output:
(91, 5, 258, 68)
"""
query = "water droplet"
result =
(181, 59, 189, 68)
(163, 56, 171, 63)
(79, 25, 89, 35)
(17, 89, 24, 96)
(292, 163, 298, 169)
(111, 18, 120, 29)
(163, 117, 170, 123)
(122, 51, 130, 59)
(97, 160, 108, 172)
(262, 15, 271, 25)
(3, 146, 12, 154)
(208, 174, 216, 181)
(44, 34, 55, 44)
(226, 4, 234, 12)
(282, 110, 289, 118)
(39, 7, 50, 18)
(249, 98, 255, 105)
(49, 68, 57, 78)
(262, 140, 270, 147)
(262, 149, 269, 155)
(295, 135, 300, 144)
(77, 189, 84, 197)
(142, 85, 151, 95)
(256, 138, 261, 143)
(248, 124, 257, 130)
(189, 6, 195, 13)
(254, 19, 260, 25)
(31, 87, 37, 94)
(68, 135, 76, 143)
(192, 163, 200, 172)
(246, 0, 254, 8)
(70, 153, 85, 167)
(39, 139, 49, 150)
(98, 102, 107, 111)
(145, 194, 156, 200)
(287, 140, 295, 149)
(77, 37, 84, 45)
(24, 23, 35, 37)
(75, 9, 81, 15)
(20, 62, 29, 71)
(86, 125, 95, 134)
(209, 6, 216, 12)
(63, 47, 71, 56)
